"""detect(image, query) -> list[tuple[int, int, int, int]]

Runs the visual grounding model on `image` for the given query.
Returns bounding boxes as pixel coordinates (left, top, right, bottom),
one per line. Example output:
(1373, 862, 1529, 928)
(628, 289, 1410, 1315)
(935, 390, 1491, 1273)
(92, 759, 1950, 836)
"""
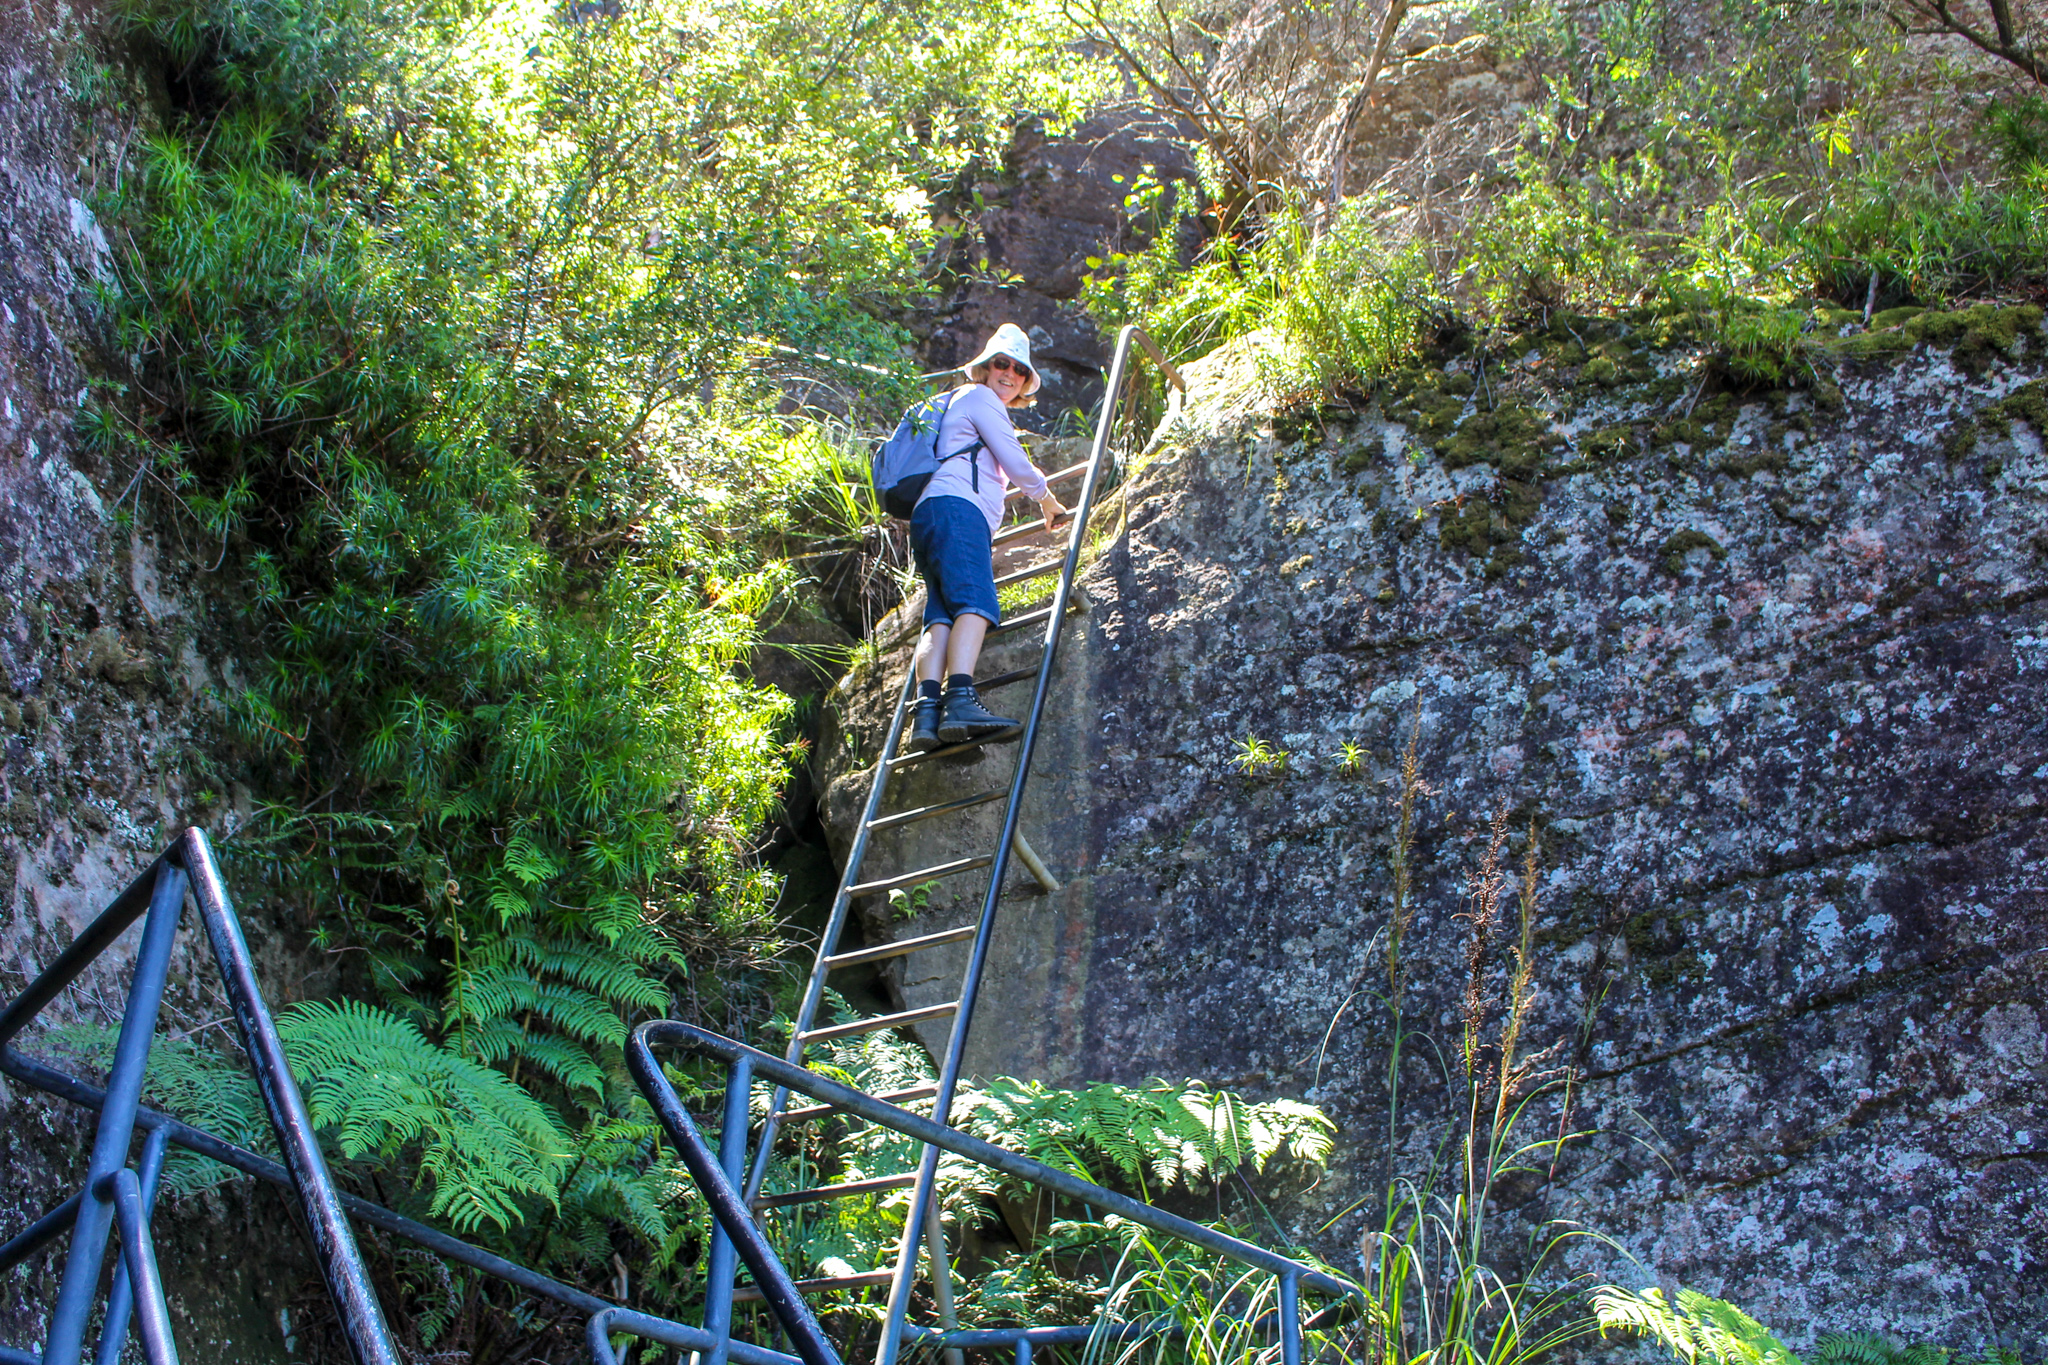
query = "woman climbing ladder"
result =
(906, 323, 1068, 752)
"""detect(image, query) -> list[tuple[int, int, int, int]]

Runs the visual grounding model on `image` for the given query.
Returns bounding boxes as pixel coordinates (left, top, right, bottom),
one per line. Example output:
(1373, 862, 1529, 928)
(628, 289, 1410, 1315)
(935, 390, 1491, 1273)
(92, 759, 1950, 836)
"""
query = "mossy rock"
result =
(1833, 303, 2044, 377)
(1716, 445, 1790, 478)
(1945, 379, 2048, 461)
(1658, 529, 1727, 575)
(1436, 403, 1565, 478)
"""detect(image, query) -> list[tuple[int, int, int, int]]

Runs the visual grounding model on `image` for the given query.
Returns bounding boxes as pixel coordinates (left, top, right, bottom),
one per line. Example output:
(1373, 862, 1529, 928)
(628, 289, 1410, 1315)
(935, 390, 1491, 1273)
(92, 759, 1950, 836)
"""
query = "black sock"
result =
(945, 673, 974, 693)
(918, 679, 942, 702)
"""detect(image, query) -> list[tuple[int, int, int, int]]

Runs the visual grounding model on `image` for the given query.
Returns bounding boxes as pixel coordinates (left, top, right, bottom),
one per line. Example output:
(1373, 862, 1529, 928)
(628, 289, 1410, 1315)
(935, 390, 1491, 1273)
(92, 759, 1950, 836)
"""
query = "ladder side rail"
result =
(875, 325, 1188, 1365)
(42, 859, 186, 1365)
(633, 1021, 1359, 1301)
(744, 662, 921, 1205)
(179, 829, 403, 1365)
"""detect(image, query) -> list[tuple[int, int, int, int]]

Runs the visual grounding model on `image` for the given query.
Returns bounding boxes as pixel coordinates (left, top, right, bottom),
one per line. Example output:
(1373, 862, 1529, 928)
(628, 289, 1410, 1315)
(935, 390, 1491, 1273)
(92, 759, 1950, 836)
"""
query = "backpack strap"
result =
(935, 387, 985, 490)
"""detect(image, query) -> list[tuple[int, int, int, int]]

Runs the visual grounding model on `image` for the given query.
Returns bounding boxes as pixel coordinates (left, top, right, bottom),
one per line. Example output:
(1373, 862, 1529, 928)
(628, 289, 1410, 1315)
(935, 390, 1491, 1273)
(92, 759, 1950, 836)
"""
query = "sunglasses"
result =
(988, 355, 1033, 377)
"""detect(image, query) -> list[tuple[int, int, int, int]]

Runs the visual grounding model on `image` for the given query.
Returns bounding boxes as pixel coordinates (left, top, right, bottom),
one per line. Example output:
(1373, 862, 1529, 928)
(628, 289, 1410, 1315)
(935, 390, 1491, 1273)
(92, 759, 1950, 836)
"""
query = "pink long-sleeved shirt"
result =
(914, 383, 1051, 533)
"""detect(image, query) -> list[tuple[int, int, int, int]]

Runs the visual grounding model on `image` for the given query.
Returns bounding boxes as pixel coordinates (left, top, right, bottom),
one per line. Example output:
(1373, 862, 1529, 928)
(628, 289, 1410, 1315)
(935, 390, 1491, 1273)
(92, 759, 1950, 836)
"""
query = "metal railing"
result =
(618, 1022, 1360, 1365)
(0, 830, 398, 1365)
(0, 832, 791, 1365)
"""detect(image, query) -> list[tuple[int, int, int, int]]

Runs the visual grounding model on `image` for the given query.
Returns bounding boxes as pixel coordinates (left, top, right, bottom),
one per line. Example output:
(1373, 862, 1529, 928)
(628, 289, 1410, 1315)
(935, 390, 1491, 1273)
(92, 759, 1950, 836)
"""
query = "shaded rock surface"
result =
(817, 310, 2048, 1349)
(922, 111, 1198, 429)
(0, 7, 311, 1360)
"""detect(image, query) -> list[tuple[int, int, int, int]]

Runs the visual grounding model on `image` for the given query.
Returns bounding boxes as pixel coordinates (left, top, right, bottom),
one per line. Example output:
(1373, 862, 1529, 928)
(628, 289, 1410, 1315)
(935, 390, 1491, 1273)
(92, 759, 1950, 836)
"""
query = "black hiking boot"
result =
(906, 696, 943, 753)
(938, 682, 1022, 746)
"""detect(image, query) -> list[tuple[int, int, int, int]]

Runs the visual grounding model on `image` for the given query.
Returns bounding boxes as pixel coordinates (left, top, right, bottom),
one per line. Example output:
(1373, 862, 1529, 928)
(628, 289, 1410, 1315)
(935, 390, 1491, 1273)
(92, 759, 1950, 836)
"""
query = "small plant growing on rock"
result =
(1232, 734, 1290, 777)
(887, 879, 941, 920)
(1336, 740, 1367, 777)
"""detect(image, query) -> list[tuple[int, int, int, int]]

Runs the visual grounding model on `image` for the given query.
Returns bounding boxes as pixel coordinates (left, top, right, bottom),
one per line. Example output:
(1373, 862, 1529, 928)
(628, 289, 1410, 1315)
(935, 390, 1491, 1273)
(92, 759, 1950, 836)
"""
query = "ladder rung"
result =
(826, 924, 976, 970)
(751, 1173, 918, 1210)
(991, 601, 1074, 635)
(846, 856, 992, 900)
(781, 1084, 939, 1125)
(993, 557, 1064, 589)
(885, 731, 1014, 769)
(1004, 460, 1089, 500)
(974, 665, 1036, 692)
(993, 517, 1058, 548)
(800, 1001, 957, 1043)
(732, 1270, 897, 1302)
(865, 790, 1004, 833)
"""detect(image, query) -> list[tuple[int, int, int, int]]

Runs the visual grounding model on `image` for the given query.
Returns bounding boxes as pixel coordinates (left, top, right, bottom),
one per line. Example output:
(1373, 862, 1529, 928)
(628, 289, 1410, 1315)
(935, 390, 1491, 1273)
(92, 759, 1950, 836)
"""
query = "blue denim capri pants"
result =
(909, 495, 1001, 629)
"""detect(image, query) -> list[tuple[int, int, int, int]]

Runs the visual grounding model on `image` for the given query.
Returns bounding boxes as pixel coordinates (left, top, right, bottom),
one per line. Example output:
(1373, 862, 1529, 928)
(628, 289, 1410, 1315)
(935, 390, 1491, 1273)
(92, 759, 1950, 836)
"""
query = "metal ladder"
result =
(727, 326, 1185, 1365)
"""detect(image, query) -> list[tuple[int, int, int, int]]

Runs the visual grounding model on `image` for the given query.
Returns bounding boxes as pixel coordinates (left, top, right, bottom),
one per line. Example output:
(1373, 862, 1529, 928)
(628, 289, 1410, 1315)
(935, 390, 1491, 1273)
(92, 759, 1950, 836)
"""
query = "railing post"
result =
(101, 1169, 178, 1365)
(179, 829, 401, 1365)
(42, 859, 185, 1365)
(94, 1124, 169, 1365)
(1278, 1270, 1301, 1365)
(703, 1057, 754, 1365)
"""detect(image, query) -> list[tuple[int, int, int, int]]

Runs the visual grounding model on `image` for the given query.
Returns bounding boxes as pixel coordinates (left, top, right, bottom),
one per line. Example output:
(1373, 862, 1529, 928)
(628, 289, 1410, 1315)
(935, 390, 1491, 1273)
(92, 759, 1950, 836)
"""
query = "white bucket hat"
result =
(962, 323, 1042, 397)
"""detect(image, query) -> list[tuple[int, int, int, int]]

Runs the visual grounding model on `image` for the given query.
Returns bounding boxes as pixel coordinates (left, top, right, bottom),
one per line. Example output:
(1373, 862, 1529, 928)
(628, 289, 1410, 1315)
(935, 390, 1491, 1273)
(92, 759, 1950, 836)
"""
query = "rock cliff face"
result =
(816, 309, 2048, 1349)
(0, 8, 306, 1359)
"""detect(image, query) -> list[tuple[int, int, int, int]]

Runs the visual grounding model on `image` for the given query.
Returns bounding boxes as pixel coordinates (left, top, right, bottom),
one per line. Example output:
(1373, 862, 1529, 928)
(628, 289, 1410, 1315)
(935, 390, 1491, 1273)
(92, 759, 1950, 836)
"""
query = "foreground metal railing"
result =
(614, 1022, 1358, 1365)
(0, 829, 397, 1365)
(0, 832, 789, 1365)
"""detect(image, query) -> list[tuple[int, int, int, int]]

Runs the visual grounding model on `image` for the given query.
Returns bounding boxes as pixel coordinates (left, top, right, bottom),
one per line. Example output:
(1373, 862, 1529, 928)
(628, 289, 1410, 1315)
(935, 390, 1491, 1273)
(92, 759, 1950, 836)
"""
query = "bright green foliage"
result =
(1088, 0, 2048, 393)
(83, 0, 1120, 1334)
(952, 1076, 1334, 1193)
(1087, 199, 1435, 391)
(1594, 1288, 1800, 1365)
(46, 1008, 569, 1232)
(280, 1001, 573, 1231)
(747, 1015, 1335, 1299)
(1592, 1287, 2020, 1365)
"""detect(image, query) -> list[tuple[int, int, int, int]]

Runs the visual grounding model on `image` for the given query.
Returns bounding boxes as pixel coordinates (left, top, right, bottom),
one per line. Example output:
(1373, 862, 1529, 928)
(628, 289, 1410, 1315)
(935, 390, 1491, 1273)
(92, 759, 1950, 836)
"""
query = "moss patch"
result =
(1717, 444, 1790, 477)
(1833, 303, 2045, 377)
(1944, 379, 2048, 461)
(1436, 403, 1565, 478)
(1438, 480, 1542, 577)
(1658, 529, 1727, 575)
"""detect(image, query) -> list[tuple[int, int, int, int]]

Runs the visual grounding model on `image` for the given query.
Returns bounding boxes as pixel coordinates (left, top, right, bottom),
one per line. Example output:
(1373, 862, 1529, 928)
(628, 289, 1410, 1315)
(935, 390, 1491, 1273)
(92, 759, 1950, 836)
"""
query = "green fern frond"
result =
(279, 1000, 571, 1231)
(1594, 1285, 1806, 1365)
